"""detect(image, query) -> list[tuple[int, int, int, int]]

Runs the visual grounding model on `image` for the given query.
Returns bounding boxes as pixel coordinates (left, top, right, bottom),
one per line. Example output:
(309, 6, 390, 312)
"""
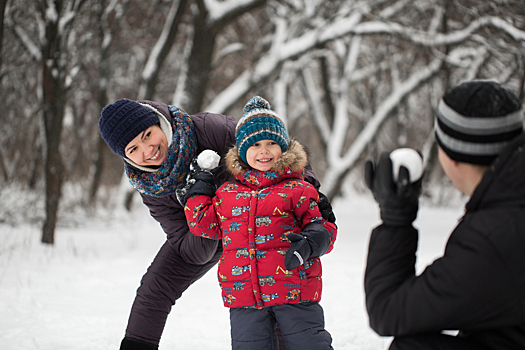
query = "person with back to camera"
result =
(98, 98, 336, 349)
(180, 96, 337, 350)
(363, 80, 525, 350)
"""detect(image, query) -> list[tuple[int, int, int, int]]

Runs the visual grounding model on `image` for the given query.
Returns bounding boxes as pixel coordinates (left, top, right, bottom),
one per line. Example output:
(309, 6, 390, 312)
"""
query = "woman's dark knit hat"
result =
(435, 80, 524, 165)
(99, 99, 160, 158)
(236, 96, 289, 164)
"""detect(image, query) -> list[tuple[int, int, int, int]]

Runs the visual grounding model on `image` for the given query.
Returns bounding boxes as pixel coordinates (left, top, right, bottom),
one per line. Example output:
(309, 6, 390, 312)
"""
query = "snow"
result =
(197, 150, 221, 170)
(0, 193, 463, 349)
(390, 148, 424, 182)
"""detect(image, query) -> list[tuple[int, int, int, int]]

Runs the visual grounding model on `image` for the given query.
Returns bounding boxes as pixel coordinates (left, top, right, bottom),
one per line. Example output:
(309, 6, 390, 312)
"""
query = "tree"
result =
(2, 0, 524, 233)
(39, 0, 89, 243)
(118, 0, 269, 209)
(181, 0, 268, 113)
(7, 0, 89, 243)
(0, 0, 7, 71)
(136, 0, 189, 101)
(89, 0, 129, 205)
(204, 0, 525, 200)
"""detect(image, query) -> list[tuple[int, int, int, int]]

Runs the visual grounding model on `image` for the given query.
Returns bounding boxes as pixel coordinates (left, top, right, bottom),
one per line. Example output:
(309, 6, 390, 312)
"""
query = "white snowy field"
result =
(0, 193, 464, 350)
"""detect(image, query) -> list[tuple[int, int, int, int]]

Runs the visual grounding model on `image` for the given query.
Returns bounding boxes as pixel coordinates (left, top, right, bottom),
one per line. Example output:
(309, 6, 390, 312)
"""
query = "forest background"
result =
(1, 0, 525, 244)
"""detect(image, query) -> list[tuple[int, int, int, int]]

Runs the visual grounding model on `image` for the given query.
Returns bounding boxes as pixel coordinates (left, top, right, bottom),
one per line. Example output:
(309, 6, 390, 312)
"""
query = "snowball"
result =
(197, 150, 221, 170)
(390, 148, 424, 183)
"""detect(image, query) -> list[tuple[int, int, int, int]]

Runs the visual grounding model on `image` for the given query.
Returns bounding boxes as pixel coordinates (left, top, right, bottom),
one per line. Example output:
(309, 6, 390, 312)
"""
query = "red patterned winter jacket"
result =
(185, 140, 337, 309)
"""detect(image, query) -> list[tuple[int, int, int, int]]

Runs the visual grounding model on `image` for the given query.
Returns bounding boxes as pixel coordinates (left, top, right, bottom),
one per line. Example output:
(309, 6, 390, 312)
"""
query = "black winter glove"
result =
(364, 152, 422, 226)
(176, 159, 220, 206)
(284, 223, 332, 270)
(120, 337, 158, 350)
(317, 191, 336, 224)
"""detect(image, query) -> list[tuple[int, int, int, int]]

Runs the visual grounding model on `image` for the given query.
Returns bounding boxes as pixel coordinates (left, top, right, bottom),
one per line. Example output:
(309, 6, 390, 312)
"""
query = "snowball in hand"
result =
(390, 148, 424, 183)
(197, 150, 221, 170)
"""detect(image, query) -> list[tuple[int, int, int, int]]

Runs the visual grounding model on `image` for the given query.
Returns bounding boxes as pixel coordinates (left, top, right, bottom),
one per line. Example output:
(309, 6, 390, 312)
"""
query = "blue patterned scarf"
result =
(125, 106, 197, 197)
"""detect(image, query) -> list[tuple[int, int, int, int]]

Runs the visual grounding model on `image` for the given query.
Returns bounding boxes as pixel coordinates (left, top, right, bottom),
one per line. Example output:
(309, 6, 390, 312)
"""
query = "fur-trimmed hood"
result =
(225, 139, 308, 177)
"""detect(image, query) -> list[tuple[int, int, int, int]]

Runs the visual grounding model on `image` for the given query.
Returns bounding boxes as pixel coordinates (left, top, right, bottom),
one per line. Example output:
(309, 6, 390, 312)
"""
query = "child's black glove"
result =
(284, 223, 331, 270)
(176, 159, 220, 206)
(364, 152, 422, 226)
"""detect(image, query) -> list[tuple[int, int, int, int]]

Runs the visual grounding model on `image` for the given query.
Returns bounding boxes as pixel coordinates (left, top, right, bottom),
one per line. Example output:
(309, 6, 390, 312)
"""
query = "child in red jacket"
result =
(182, 96, 337, 350)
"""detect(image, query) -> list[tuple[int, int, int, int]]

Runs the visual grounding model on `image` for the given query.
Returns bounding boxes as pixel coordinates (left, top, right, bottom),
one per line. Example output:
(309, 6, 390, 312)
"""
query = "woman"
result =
(98, 98, 334, 350)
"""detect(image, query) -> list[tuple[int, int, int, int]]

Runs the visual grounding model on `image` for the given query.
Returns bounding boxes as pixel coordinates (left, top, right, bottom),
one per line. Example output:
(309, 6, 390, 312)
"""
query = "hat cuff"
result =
(435, 132, 498, 165)
(116, 117, 159, 158)
(435, 99, 524, 165)
(438, 99, 524, 136)
(139, 103, 173, 145)
(237, 130, 289, 164)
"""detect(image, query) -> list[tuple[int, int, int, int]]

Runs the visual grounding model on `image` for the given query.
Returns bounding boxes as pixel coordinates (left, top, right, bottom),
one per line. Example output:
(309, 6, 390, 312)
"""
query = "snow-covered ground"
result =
(0, 193, 464, 350)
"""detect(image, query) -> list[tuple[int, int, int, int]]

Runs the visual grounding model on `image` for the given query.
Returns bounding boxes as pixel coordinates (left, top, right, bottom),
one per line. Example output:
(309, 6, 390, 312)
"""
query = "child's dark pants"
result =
(230, 302, 333, 350)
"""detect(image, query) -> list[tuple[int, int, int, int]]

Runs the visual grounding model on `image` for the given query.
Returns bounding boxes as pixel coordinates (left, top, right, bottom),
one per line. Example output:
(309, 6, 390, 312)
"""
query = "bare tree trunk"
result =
(518, 57, 525, 102)
(0, 0, 7, 71)
(0, 149, 8, 182)
(89, 134, 106, 204)
(184, 0, 267, 114)
(319, 56, 335, 127)
(39, 0, 67, 245)
(89, 0, 130, 206)
(183, 2, 217, 114)
(41, 80, 66, 244)
(89, 0, 110, 205)
(28, 141, 41, 190)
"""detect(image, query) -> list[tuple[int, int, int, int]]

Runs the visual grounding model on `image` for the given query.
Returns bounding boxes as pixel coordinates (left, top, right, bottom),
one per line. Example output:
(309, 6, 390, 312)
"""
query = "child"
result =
(182, 96, 337, 350)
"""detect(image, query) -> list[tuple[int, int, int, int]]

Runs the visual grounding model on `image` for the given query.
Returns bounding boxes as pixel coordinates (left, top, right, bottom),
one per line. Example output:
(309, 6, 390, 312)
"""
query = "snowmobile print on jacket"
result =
(184, 140, 337, 309)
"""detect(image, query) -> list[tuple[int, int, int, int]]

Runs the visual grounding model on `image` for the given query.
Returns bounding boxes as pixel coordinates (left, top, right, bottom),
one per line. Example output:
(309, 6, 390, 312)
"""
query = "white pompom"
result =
(197, 150, 221, 170)
(390, 148, 424, 183)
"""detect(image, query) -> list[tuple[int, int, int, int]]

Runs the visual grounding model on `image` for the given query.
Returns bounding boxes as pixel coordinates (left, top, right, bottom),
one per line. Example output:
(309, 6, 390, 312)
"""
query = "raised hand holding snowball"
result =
(364, 148, 424, 226)
(177, 150, 222, 205)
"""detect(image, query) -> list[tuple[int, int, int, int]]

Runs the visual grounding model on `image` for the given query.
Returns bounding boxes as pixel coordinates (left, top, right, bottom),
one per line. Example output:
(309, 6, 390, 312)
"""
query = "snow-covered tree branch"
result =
(3, 0, 525, 228)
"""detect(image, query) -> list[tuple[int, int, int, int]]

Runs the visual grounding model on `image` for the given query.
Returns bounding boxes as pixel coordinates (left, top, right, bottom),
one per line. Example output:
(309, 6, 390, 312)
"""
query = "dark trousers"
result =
(389, 333, 491, 350)
(230, 302, 333, 350)
(125, 239, 222, 344)
(123, 238, 288, 348)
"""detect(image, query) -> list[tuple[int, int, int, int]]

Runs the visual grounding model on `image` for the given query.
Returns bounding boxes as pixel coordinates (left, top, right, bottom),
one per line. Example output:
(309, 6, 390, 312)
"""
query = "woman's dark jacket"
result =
(124, 100, 320, 346)
(365, 133, 525, 350)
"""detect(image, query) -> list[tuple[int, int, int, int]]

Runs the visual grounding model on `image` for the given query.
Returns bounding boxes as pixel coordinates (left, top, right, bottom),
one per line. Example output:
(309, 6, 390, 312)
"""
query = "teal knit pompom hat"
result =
(236, 96, 289, 164)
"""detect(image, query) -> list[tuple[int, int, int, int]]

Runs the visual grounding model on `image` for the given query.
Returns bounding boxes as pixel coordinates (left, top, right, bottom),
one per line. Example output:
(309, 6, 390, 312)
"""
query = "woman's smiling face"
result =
(125, 124, 168, 166)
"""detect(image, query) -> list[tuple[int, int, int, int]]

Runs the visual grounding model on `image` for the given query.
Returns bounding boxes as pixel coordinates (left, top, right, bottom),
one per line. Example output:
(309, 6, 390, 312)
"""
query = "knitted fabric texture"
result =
(236, 96, 289, 164)
(435, 80, 524, 165)
(125, 106, 197, 197)
(99, 99, 160, 158)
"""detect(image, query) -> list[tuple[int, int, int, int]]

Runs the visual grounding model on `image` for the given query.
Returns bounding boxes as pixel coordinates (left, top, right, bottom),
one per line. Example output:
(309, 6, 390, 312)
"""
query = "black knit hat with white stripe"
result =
(435, 80, 524, 165)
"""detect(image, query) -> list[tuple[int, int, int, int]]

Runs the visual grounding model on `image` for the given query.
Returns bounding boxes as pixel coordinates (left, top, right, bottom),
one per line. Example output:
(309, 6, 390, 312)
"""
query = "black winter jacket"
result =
(365, 133, 525, 350)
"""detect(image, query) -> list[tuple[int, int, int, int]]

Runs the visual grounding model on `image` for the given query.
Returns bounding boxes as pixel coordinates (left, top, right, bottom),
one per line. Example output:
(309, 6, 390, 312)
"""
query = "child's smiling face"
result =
(246, 139, 282, 172)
